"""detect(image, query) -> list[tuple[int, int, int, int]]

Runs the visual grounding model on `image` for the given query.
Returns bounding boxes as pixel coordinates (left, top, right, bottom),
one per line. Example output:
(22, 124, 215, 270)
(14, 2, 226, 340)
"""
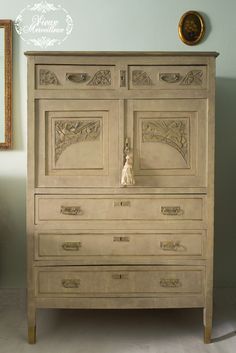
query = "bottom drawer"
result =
(36, 266, 204, 297)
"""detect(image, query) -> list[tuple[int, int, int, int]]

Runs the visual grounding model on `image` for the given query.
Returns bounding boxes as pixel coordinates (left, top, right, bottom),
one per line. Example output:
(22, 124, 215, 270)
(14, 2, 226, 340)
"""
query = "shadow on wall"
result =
(214, 77, 236, 287)
(0, 176, 26, 287)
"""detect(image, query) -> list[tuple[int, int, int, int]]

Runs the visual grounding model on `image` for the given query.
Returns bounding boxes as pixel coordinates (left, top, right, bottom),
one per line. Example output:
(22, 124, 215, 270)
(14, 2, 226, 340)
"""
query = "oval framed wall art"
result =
(178, 11, 205, 45)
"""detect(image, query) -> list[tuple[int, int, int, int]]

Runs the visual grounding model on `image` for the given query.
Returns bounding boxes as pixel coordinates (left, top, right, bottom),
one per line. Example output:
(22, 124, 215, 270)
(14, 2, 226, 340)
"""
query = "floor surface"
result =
(0, 288, 236, 353)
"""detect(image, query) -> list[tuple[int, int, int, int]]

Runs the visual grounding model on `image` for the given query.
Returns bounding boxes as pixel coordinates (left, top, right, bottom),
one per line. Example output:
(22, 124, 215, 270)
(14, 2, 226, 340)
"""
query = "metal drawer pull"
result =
(66, 73, 89, 83)
(62, 242, 82, 251)
(60, 206, 82, 216)
(113, 200, 131, 207)
(160, 279, 182, 288)
(62, 279, 80, 288)
(160, 240, 186, 252)
(112, 274, 129, 280)
(159, 72, 181, 83)
(161, 206, 184, 216)
(120, 70, 126, 87)
(113, 236, 130, 242)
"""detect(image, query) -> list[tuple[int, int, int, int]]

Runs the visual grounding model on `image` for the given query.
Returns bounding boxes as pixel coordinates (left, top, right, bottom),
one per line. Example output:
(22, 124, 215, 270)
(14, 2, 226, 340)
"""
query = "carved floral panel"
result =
(39, 69, 59, 85)
(180, 70, 203, 85)
(132, 70, 153, 86)
(159, 70, 203, 86)
(87, 70, 111, 86)
(55, 119, 101, 163)
(142, 119, 188, 163)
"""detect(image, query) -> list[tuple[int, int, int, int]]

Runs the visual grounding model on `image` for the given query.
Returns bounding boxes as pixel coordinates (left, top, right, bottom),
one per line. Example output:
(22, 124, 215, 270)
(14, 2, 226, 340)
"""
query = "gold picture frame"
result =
(0, 19, 12, 149)
(178, 11, 205, 46)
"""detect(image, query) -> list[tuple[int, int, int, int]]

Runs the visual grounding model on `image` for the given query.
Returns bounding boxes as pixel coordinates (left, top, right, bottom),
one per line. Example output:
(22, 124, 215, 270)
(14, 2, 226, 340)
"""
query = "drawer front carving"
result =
(35, 195, 205, 223)
(36, 232, 204, 259)
(37, 266, 204, 296)
(129, 65, 207, 90)
(36, 65, 115, 89)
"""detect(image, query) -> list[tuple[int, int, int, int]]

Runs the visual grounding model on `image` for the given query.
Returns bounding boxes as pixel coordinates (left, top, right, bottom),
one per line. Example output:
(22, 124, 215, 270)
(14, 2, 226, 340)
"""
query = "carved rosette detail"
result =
(39, 69, 59, 85)
(132, 70, 153, 85)
(142, 119, 188, 163)
(55, 120, 101, 163)
(87, 70, 111, 86)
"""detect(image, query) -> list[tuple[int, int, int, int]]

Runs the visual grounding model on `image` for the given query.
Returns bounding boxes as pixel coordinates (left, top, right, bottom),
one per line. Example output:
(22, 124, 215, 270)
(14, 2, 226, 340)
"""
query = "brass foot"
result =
(28, 326, 36, 344)
(204, 326, 212, 344)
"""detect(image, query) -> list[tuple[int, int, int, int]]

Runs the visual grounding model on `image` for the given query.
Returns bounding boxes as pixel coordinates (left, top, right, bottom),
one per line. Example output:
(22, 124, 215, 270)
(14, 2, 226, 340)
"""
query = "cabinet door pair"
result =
(36, 99, 207, 188)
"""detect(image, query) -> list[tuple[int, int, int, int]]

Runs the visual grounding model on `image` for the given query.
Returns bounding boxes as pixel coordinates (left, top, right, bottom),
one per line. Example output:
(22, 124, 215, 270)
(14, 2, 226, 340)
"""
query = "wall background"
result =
(0, 0, 235, 287)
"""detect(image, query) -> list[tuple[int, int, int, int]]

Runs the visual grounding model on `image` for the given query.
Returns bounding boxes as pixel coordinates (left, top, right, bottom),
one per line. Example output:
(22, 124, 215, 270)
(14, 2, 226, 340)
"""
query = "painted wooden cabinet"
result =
(26, 51, 218, 344)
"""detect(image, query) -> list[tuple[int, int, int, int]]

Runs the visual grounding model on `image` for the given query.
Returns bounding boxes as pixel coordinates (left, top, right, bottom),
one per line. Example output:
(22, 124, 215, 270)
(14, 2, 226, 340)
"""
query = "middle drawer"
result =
(35, 195, 205, 223)
(35, 231, 205, 260)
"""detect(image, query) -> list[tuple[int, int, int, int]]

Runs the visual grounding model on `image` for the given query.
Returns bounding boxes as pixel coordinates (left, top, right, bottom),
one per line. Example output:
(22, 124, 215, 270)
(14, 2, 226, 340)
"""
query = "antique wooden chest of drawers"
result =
(26, 51, 218, 343)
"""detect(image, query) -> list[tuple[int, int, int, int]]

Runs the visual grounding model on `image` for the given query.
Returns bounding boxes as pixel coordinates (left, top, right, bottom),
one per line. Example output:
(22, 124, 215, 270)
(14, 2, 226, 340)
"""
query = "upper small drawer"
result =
(36, 65, 115, 89)
(129, 65, 207, 90)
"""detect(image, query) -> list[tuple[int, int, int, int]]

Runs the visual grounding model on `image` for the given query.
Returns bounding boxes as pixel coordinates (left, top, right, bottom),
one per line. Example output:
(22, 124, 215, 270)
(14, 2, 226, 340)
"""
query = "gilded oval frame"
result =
(178, 11, 205, 46)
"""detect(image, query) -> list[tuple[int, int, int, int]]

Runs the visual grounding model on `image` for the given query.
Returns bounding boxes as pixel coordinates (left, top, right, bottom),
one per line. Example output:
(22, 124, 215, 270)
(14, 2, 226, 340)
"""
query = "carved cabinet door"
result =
(36, 99, 120, 187)
(126, 99, 207, 188)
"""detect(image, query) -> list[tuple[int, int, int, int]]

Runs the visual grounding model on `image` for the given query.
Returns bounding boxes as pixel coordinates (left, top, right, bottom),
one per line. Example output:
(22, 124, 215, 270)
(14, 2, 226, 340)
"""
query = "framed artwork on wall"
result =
(0, 19, 12, 149)
(178, 11, 205, 46)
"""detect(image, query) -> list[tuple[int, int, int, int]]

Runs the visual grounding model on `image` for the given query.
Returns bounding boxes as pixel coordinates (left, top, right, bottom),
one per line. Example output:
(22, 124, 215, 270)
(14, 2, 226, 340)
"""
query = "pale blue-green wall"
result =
(0, 0, 235, 287)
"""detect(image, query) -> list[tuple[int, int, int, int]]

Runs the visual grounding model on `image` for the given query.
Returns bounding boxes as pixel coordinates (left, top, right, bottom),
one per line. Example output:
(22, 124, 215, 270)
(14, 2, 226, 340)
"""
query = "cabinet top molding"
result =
(24, 51, 219, 57)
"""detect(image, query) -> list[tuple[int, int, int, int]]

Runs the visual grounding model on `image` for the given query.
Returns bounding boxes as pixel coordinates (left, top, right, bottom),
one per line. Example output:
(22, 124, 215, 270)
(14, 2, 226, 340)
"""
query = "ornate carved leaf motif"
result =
(132, 70, 153, 85)
(87, 70, 111, 86)
(142, 119, 188, 163)
(39, 69, 59, 85)
(55, 120, 101, 163)
(180, 70, 203, 85)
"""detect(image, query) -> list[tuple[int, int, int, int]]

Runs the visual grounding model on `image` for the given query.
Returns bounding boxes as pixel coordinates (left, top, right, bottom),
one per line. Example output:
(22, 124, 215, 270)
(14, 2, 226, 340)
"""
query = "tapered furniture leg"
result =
(28, 305, 36, 344)
(203, 307, 212, 344)
(204, 325, 212, 344)
(28, 325, 36, 344)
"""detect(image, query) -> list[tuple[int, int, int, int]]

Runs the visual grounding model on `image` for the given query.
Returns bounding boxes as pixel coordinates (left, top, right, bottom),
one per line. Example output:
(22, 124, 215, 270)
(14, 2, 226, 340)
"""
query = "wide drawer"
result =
(35, 195, 205, 223)
(36, 65, 115, 89)
(129, 65, 207, 89)
(36, 266, 204, 297)
(35, 231, 205, 260)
